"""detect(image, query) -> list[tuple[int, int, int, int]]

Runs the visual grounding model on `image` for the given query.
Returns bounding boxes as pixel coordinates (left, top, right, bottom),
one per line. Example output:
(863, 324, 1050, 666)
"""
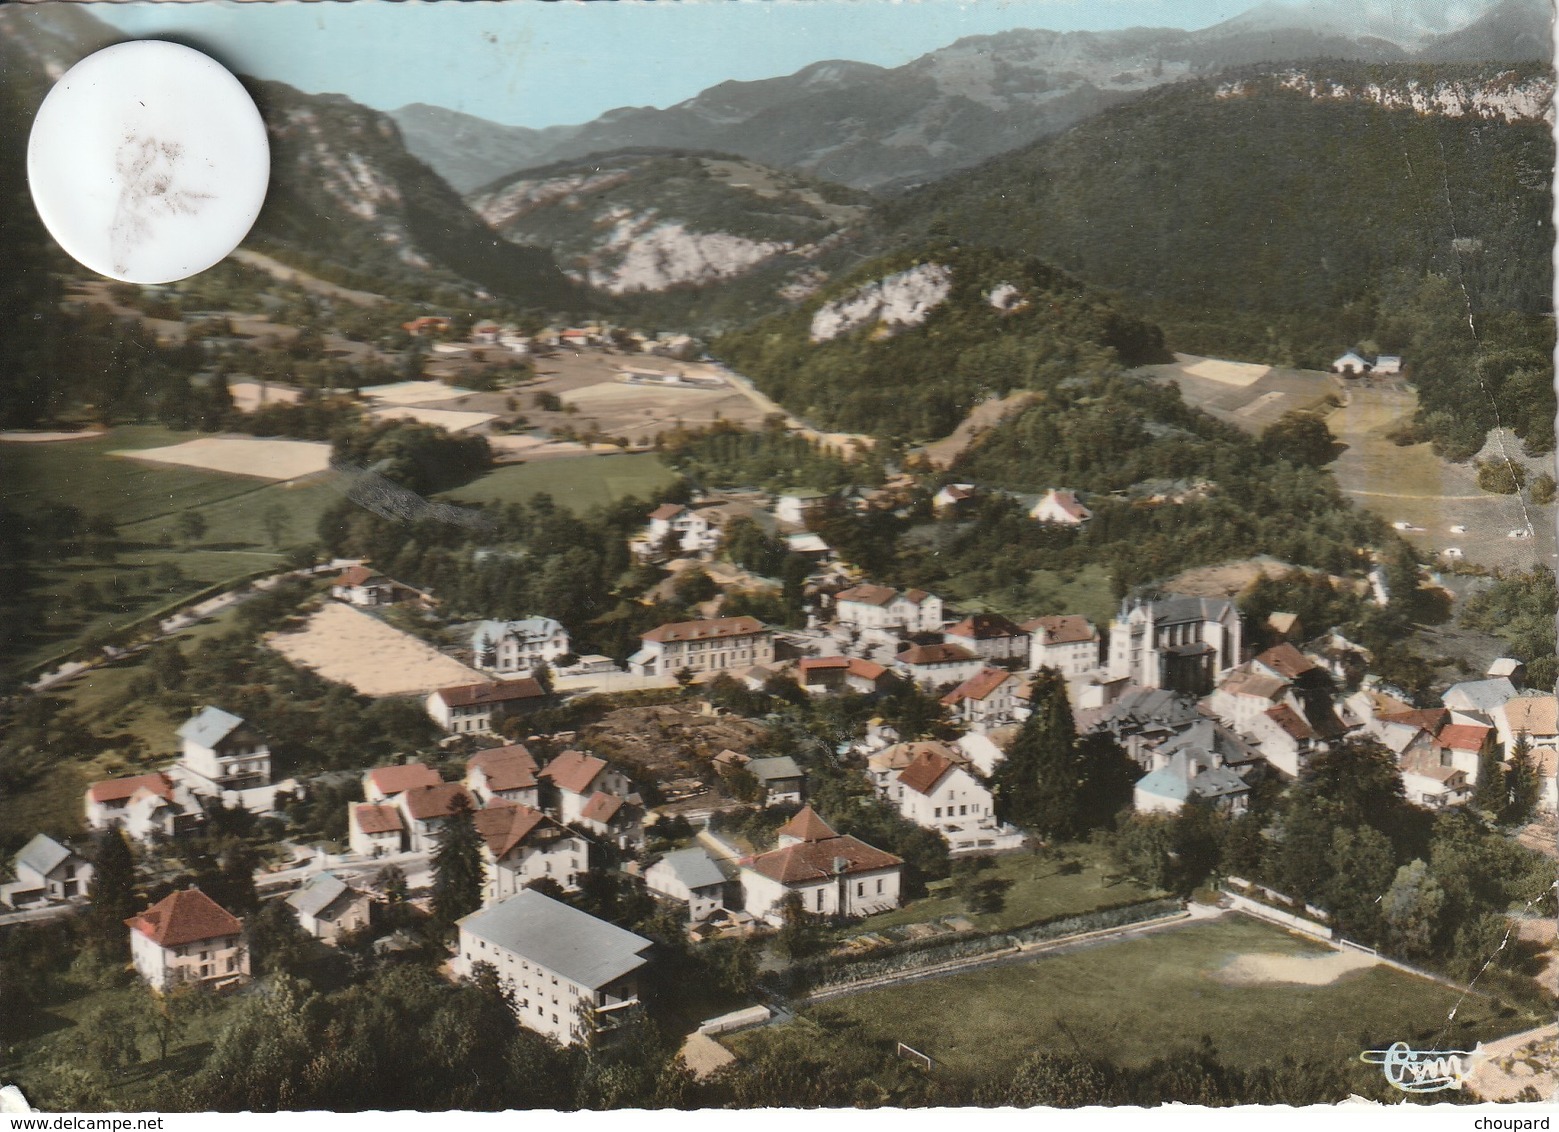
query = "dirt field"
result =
(916, 390, 1040, 468)
(580, 703, 768, 789)
(360, 380, 477, 405)
(1325, 383, 1557, 572)
(227, 381, 303, 413)
(115, 437, 333, 481)
(267, 601, 484, 696)
(1158, 555, 1365, 599)
(1464, 1023, 1559, 1102)
(1136, 353, 1337, 434)
(369, 405, 497, 432)
(1212, 949, 1379, 986)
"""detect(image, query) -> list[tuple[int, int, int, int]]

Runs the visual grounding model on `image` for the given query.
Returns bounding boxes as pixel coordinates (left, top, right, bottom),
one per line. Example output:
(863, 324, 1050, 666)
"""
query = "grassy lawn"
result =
(766, 914, 1537, 1082)
(438, 452, 677, 513)
(947, 563, 1116, 629)
(859, 842, 1158, 933)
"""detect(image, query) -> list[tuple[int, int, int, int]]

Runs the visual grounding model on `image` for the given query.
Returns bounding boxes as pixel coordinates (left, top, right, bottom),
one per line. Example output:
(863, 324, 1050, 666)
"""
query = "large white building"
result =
(472, 803, 588, 902)
(833, 584, 943, 635)
(126, 887, 248, 992)
(628, 616, 774, 679)
(426, 678, 548, 735)
(1107, 595, 1242, 696)
(453, 890, 652, 1047)
(1022, 615, 1102, 677)
(471, 618, 572, 675)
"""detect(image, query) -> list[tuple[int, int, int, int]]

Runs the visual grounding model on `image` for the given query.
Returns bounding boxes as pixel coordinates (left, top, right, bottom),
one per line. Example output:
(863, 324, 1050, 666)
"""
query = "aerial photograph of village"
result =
(0, 0, 1554, 1114)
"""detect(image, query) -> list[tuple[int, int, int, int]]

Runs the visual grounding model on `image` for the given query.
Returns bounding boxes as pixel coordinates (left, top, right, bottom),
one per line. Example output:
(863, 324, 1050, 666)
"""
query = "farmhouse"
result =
(364, 762, 442, 803)
(397, 783, 478, 853)
(628, 616, 774, 679)
(739, 807, 902, 924)
(2, 834, 92, 909)
(287, 872, 371, 943)
(348, 803, 406, 856)
(84, 772, 204, 842)
(452, 890, 652, 1047)
(894, 642, 984, 689)
(1023, 615, 1101, 677)
(471, 617, 571, 675)
(1029, 489, 1091, 526)
(426, 678, 548, 735)
(126, 887, 248, 992)
(945, 613, 1030, 663)
(473, 803, 588, 902)
(747, 756, 805, 805)
(331, 565, 398, 607)
(645, 847, 728, 924)
(635, 502, 721, 559)
(466, 745, 541, 808)
(834, 584, 943, 635)
(797, 656, 895, 695)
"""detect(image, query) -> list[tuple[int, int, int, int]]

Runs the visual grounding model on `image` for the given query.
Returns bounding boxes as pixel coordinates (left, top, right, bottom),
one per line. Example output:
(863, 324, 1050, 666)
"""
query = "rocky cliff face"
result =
(1218, 68, 1555, 122)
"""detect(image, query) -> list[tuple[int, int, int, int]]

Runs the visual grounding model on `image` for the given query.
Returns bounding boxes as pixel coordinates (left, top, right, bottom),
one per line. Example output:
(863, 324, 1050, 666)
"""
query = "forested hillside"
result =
(712, 245, 1167, 441)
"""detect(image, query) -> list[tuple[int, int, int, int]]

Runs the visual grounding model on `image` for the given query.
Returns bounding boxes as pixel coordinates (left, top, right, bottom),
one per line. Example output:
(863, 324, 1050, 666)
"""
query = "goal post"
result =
(896, 1042, 933, 1072)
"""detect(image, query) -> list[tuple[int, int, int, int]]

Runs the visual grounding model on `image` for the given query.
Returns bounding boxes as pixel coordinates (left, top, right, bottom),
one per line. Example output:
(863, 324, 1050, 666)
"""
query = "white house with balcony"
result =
(471, 617, 571, 675)
(453, 890, 652, 1047)
(126, 886, 248, 992)
(170, 706, 284, 814)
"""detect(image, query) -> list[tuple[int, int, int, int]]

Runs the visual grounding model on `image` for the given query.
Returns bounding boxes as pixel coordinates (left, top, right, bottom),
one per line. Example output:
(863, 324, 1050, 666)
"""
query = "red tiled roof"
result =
(468, 745, 539, 791)
(540, 749, 607, 795)
(648, 503, 685, 521)
(946, 613, 1026, 641)
(1254, 643, 1318, 680)
(836, 584, 897, 607)
(352, 803, 404, 835)
(580, 791, 625, 824)
(337, 565, 384, 587)
(777, 805, 836, 843)
(869, 741, 969, 773)
(1021, 614, 1096, 645)
(800, 656, 851, 672)
(897, 749, 955, 795)
(1379, 708, 1450, 733)
(642, 616, 765, 643)
(126, 887, 242, 948)
(847, 657, 888, 680)
(89, 772, 174, 805)
(472, 803, 547, 858)
(401, 782, 475, 821)
(1437, 723, 1492, 752)
(368, 763, 442, 796)
(435, 679, 546, 708)
(1264, 704, 1315, 741)
(941, 666, 1014, 706)
(749, 834, 902, 884)
(903, 589, 933, 605)
(897, 643, 978, 666)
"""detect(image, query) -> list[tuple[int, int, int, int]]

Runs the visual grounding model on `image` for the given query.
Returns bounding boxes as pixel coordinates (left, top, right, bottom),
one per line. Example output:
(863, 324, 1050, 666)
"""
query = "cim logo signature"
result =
(1360, 1041, 1482, 1093)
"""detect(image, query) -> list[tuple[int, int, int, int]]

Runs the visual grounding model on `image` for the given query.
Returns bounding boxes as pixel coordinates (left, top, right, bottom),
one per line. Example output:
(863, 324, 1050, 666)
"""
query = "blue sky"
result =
(96, 0, 1256, 129)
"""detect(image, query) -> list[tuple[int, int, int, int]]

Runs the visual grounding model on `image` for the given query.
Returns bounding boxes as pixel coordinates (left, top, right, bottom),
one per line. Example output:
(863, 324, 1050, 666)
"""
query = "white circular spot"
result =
(27, 40, 269, 284)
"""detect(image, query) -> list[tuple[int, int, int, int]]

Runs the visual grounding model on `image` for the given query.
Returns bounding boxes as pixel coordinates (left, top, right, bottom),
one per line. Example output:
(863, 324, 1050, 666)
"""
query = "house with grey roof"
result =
(471, 617, 572, 676)
(170, 705, 290, 816)
(452, 890, 652, 1047)
(747, 756, 805, 805)
(2, 834, 92, 909)
(1107, 595, 1243, 696)
(1133, 747, 1251, 817)
(644, 847, 729, 923)
(285, 871, 371, 943)
(1442, 677, 1518, 727)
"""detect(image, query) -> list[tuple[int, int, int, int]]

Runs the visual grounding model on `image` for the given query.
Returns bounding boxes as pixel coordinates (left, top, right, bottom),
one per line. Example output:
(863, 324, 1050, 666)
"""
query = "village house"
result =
(539, 750, 637, 828)
(331, 565, 399, 607)
(466, 745, 541, 808)
(1487, 657, 1527, 687)
(746, 756, 806, 805)
(397, 782, 478, 853)
(426, 678, 548, 735)
(473, 803, 588, 902)
(894, 642, 985, 689)
(172, 706, 275, 810)
(1204, 667, 1295, 736)
(774, 490, 829, 528)
(1367, 708, 1447, 761)
(363, 762, 443, 804)
(1399, 749, 1473, 809)
(576, 792, 646, 853)
(866, 741, 971, 794)
(1022, 615, 1101, 677)
(1248, 703, 1318, 778)
(452, 889, 652, 1047)
(1373, 355, 1403, 375)
(956, 731, 1009, 777)
(1107, 595, 1243, 696)
(1133, 749, 1251, 815)
(945, 613, 1030, 663)
(1029, 489, 1092, 526)
(796, 656, 896, 696)
(628, 616, 774, 679)
(634, 502, 722, 559)
(348, 802, 406, 856)
(1330, 350, 1371, 374)
(1441, 678, 1517, 727)
(1080, 687, 1206, 769)
(286, 872, 372, 943)
(1435, 722, 1495, 783)
(2, 834, 93, 909)
(1494, 695, 1559, 753)
(84, 772, 205, 842)
(644, 846, 728, 923)
(941, 666, 1026, 730)
(126, 887, 248, 992)
(739, 807, 903, 924)
(932, 483, 978, 516)
(833, 584, 943, 635)
(876, 746, 1018, 853)
(471, 617, 571, 675)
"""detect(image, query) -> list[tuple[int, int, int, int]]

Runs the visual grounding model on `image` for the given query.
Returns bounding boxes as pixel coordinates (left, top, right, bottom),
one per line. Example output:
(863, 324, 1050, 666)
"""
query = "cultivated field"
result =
(1325, 384, 1557, 572)
(115, 436, 333, 481)
(438, 452, 677, 513)
(749, 914, 1534, 1081)
(360, 380, 477, 405)
(266, 601, 484, 697)
(369, 405, 497, 432)
(1136, 352, 1337, 433)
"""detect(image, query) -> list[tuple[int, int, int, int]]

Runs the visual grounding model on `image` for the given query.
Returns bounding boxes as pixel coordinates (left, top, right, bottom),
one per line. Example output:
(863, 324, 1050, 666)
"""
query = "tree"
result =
(88, 829, 139, 955)
(1260, 411, 1337, 467)
(993, 668, 1085, 840)
(1530, 472, 1556, 505)
(673, 667, 696, 690)
(1381, 859, 1444, 960)
(775, 891, 822, 960)
(248, 899, 314, 976)
(176, 509, 208, 545)
(1473, 736, 1506, 815)
(1503, 732, 1541, 827)
(260, 503, 291, 548)
(1477, 458, 1527, 495)
(432, 793, 484, 927)
(1323, 825, 1396, 944)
